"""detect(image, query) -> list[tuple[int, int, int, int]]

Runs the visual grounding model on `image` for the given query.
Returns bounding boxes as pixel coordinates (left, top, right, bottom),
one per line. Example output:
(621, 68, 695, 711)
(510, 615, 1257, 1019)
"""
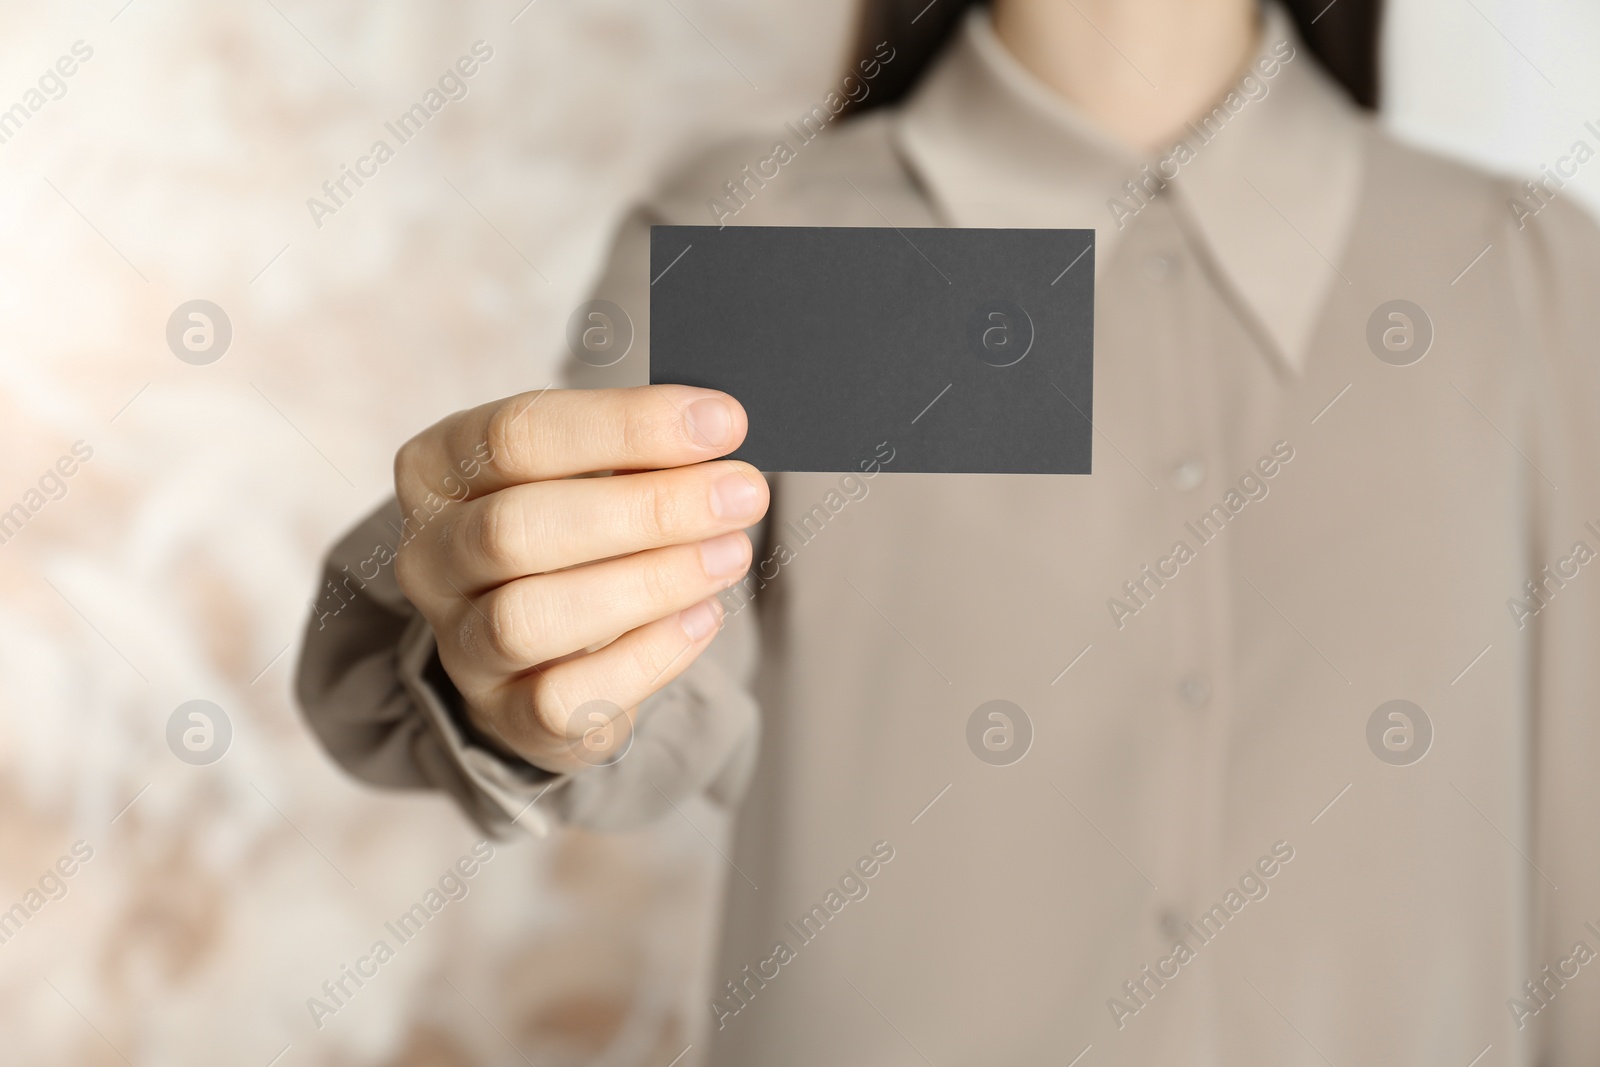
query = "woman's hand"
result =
(392, 386, 768, 772)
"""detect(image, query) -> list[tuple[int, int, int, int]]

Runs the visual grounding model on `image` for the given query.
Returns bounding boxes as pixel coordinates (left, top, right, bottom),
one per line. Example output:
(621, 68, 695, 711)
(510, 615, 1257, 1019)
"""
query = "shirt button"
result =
(1142, 254, 1177, 281)
(1170, 457, 1205, 491)
(1179, 674, 1211, 708)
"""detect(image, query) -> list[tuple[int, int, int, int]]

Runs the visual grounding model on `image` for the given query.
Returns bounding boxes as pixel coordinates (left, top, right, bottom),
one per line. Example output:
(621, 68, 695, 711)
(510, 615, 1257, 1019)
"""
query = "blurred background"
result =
(1, 0, 1597, 1064)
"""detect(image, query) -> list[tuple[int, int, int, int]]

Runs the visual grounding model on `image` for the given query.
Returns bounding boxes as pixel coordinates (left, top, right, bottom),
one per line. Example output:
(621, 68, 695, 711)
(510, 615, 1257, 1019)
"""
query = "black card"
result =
(649, 225, 1094, 475)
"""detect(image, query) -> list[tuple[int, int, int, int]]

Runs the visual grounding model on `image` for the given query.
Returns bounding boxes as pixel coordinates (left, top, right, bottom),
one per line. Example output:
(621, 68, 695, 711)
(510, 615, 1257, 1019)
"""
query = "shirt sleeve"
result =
(1505, 191, 1600, 1062)
(292, 201, 765, 838)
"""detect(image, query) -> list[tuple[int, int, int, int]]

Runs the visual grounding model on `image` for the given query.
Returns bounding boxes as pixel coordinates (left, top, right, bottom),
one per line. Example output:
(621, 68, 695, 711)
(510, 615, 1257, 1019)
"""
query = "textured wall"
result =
(0, 2, 848, 1064)
(0, 0, 1591, 1064)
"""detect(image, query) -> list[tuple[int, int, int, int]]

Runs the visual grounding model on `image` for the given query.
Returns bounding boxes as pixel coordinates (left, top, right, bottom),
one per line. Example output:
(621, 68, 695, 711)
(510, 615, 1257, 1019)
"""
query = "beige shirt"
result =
(296, 6, 1600, 1064)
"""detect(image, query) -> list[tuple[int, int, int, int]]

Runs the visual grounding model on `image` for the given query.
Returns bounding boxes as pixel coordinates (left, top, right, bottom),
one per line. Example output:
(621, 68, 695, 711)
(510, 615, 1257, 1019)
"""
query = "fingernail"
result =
(699, 531, 748, 578)
(680, 598, 723, 641)
(710, 472, 761, 522)
(685, 398, 733, 450)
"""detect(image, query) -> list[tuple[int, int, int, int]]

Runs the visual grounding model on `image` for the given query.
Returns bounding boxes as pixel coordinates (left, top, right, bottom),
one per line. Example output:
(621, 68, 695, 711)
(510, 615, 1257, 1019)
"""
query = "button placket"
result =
(1170, 457, 1206, 491)
(1179, 674, 1212, 709)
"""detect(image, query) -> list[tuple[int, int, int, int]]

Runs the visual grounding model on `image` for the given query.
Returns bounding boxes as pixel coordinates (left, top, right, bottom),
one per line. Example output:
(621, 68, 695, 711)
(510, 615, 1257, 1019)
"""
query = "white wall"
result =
(1385, 0, 1600, 217)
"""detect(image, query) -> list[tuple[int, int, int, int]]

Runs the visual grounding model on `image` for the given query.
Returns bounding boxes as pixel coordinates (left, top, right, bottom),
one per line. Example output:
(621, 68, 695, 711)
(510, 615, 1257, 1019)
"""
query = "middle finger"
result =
(436, 459, 768, 593)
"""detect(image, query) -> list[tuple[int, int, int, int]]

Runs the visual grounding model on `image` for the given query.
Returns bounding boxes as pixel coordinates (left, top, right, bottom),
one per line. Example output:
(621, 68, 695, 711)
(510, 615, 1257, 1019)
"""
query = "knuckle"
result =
(637, 552, 689, 609)
(392, 434, 427, 502)
(526, 673, 575, 739)
(484, 398, 533, 479)
(623, 633, 675, 694)
(432, 511, 463, 563)
(619, 399, 665, 460)
(392, 543, 425, 600)
(480, 587, 535, 665)
(469, 495, 522, 572)
(635, 479, 685, 544)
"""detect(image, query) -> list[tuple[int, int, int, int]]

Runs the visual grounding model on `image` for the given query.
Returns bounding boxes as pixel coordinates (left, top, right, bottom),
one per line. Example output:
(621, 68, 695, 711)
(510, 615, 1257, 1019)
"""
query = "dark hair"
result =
(846, 0, 1381, 114)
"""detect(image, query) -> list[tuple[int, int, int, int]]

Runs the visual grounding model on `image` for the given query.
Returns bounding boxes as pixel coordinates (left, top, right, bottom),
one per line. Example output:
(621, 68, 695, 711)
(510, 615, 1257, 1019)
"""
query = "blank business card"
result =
(649, 225, 1094, 475)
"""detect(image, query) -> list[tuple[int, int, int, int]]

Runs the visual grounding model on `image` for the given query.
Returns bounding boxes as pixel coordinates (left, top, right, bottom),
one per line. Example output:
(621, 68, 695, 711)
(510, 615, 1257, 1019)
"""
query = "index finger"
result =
(398, 385, 748, 502)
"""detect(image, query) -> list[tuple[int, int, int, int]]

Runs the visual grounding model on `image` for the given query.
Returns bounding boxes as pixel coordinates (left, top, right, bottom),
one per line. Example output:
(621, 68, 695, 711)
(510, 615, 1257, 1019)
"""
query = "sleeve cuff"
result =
(395, 614, 563, 838)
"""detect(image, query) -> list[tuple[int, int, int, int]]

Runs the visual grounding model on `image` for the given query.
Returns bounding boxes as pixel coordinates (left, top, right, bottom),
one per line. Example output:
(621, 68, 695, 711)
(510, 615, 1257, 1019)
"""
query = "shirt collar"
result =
(892, 2, 1366, 375)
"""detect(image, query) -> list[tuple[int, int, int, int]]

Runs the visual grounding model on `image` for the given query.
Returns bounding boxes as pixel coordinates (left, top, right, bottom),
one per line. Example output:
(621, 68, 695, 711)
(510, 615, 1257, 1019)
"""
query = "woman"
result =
(298, 0, 1600, 1062)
